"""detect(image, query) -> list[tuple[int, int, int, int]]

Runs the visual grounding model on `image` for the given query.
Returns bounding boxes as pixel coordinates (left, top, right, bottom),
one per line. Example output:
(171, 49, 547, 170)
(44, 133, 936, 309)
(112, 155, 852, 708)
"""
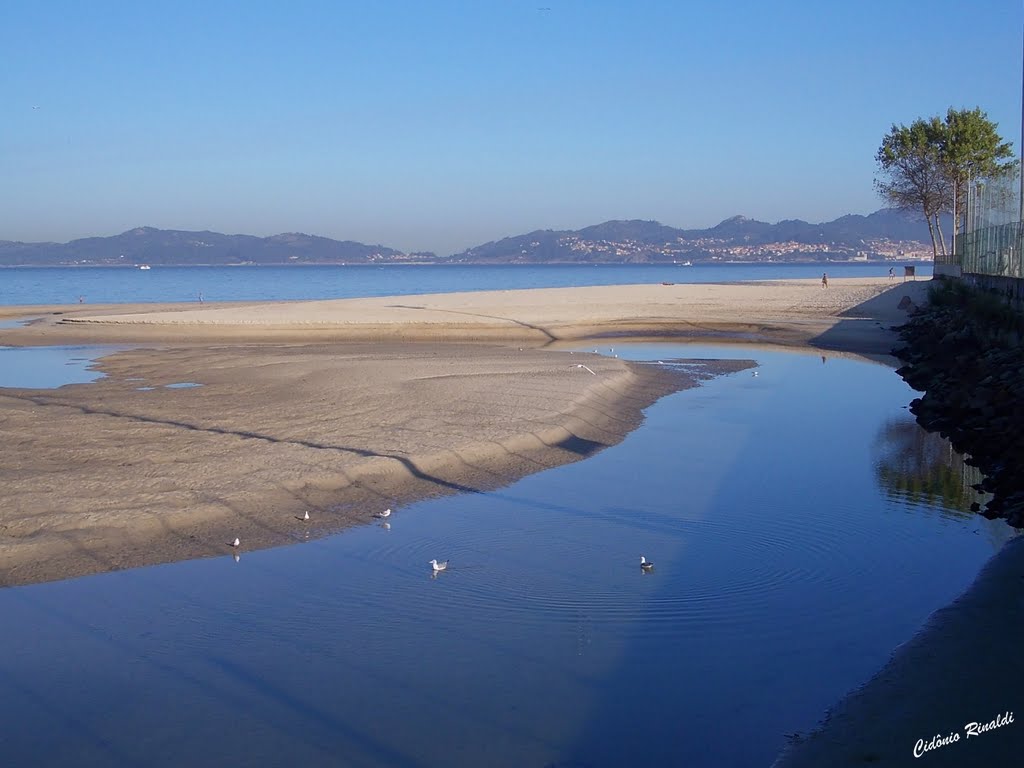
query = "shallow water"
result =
(0, 344, 1006, 768)
(0, 345, 111, 388)
(0, 262, 931, 305)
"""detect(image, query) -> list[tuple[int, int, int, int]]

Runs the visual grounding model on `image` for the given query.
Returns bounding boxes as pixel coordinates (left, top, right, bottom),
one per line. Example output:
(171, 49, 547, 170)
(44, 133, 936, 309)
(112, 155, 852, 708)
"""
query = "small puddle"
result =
(164, 382, 202, 389)
(0, 317, 41, 329)
(0, 346, 112, 388)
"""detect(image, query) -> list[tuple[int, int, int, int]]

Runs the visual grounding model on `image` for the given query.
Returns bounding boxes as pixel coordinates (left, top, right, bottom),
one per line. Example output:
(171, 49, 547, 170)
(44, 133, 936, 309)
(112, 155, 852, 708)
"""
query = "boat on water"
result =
(674, 260, 692, 266)
(137, 264, 151, 270)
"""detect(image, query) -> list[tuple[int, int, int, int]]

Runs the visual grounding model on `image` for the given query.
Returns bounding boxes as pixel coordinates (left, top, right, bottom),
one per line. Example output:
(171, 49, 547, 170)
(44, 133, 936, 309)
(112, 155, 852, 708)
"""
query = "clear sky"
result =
(3, 0, 1022, 255)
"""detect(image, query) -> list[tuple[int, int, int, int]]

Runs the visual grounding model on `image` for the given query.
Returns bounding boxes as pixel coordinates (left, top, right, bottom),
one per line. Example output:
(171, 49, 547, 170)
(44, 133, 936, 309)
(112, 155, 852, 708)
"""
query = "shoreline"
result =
(11, 276, 1011, 765)
(0, 278, 925, 588)
(1, 343, 737, 588)
(0, 277, 928, 357)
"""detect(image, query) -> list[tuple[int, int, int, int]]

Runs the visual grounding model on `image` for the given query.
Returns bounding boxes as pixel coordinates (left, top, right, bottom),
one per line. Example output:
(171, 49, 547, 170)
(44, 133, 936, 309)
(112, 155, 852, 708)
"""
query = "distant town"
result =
(0, 208, 939, 267)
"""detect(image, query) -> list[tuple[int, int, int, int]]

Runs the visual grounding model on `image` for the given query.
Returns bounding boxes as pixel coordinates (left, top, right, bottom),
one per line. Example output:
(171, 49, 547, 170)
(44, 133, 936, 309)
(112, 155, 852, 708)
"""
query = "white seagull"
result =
(429, 559, 448, 572)
(574, 364, 597, 375)
(752, 371, 759, 377)
(230, 537, 240, 548)
(296, 510, 310, 521)
(640, 556, 654, 571)
(375, 508, 392, 519)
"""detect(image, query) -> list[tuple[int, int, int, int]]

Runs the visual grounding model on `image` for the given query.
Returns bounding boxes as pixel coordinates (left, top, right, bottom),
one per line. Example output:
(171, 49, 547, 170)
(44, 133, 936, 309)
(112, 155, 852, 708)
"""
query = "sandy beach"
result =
(0, 277, 923, 586)
(14, 274, 1012, 765)
(0, 276, 925, 354)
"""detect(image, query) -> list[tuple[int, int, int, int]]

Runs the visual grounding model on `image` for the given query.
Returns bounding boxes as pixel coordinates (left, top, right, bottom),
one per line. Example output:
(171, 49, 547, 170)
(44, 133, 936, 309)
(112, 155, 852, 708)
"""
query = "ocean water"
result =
(0, 262, 932, 306)
(0, 343, 1005, 768)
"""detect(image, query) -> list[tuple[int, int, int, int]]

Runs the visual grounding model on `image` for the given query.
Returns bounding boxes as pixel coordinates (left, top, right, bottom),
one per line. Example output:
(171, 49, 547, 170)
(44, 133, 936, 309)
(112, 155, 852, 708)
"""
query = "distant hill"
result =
(0, 227, 408, 267)
(451, 209, 946, 264)
(0, 209, 943, 266)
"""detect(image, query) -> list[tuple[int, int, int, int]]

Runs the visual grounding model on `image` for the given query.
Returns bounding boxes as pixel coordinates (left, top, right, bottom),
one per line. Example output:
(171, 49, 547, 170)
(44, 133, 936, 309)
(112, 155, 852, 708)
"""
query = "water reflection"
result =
(0, 343, 1011, 768)
(873, 416, 984, 515)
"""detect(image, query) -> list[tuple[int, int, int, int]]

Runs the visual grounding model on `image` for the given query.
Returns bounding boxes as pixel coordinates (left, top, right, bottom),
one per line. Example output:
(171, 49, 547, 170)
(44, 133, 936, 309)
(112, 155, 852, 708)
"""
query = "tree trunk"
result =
(924, 212, 938, 259)
(934, 214, 947, 257)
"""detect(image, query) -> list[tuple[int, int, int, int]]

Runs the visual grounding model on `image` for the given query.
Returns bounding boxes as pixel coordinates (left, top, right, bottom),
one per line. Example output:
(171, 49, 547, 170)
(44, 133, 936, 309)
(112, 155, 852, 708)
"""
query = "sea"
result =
(0, 261, 931, 306)
(3, 261, 1002, 768)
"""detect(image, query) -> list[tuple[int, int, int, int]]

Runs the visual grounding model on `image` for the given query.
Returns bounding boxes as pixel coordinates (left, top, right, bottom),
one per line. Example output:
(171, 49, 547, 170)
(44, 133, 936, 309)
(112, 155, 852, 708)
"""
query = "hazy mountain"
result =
(450, 209, 946, 263)
(0, 227, 405, 266)
(0, 209, 943, 266)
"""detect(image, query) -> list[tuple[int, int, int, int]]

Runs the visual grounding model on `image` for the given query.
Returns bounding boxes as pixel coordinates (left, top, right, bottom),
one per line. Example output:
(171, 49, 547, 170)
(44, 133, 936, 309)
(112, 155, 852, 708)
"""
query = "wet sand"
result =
(0, 277, 924, 587)
(12, 275, 1006, 768)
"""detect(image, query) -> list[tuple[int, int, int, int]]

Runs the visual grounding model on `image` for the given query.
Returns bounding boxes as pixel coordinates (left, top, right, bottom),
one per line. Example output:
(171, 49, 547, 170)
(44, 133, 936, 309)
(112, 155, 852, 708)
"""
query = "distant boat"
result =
(680, 260, 692, 267)
(137, 264, 151, 270)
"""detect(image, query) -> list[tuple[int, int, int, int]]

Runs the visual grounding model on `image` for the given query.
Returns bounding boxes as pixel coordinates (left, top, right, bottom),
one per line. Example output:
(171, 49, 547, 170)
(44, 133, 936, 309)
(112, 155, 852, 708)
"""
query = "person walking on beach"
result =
(821, 272, 828, 289)
(888, 266, 895, 281)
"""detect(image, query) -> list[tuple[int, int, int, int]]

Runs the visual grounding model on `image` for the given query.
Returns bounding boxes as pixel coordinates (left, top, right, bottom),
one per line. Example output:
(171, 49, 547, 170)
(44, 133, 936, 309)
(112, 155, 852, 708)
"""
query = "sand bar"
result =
(1, 277, 928, 354)
(12, 275, 1021, 762)
(0, 277, 926, 587)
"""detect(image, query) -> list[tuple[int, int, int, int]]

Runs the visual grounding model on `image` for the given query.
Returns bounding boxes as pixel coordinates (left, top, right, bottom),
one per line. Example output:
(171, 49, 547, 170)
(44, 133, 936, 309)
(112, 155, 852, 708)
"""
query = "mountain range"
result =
(0, 209, 941, 267)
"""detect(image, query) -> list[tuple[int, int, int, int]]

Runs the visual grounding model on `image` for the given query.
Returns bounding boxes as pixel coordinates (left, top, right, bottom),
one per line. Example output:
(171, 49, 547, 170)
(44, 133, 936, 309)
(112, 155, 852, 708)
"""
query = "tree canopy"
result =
(875, 107, 1017, 259)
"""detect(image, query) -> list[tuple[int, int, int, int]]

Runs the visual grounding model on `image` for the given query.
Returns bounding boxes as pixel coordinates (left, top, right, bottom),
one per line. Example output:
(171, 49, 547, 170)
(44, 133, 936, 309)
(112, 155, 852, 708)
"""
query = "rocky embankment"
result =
(895, 280, 1024, 525)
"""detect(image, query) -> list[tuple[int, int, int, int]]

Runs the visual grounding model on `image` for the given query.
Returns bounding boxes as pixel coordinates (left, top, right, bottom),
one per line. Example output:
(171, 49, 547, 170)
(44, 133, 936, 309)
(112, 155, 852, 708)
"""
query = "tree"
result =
(941, 107, 1017, 236)
(875, 108, 1017, 260)
(875, 117, 949, 259)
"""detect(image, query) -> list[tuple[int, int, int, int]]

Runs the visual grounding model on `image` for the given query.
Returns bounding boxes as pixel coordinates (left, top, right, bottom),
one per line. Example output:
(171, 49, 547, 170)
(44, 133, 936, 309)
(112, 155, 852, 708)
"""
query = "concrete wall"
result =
(962, 272, 1024, 308)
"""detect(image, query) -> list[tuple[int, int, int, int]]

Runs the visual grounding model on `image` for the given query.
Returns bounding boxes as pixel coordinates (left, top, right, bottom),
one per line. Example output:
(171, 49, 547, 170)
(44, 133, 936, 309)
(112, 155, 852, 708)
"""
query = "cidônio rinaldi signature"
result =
(913, 711, 1014, 758)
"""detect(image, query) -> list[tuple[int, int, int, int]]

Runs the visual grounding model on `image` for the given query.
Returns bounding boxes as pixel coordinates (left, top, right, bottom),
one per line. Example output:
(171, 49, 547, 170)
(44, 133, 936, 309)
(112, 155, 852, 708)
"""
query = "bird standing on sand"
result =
(640, 556, 654, 571)
(574, 364, 597, 375)
(376, 508, 392, 519)
(230, 537, 240, 548)
(295, 510, 310, 521)
(429, 559, 448, 572)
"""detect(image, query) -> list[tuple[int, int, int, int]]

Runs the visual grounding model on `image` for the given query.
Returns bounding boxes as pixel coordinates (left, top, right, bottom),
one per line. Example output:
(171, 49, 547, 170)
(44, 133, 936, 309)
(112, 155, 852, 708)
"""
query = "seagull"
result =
(429, 559, 448, 572)
(574, 364, 596, 375)
(295, 510, 310, 521)
(752, 371, 759, 377)
(375, 508, 392, 519)
(31, 105, 40, 110)
(640, 556, 654, 571)
(230, 537, 240, 548)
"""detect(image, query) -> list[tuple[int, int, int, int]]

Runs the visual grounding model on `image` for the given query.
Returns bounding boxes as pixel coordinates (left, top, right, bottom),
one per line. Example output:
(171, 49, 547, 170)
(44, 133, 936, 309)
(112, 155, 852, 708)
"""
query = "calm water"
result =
(0, 343, 1005, 768)
(0, 345, 113, 388)
(0, 262, 931, 306)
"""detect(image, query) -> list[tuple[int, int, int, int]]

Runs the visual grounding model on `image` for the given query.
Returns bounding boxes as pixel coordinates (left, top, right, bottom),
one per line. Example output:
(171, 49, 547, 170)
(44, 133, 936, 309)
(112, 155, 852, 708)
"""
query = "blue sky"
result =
(3, 0, 1022, 254)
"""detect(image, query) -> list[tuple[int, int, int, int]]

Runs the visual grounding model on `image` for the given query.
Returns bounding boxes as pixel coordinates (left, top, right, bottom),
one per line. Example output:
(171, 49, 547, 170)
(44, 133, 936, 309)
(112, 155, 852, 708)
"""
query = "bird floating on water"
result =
(230, 537, 240, 548)
(640, 556, 654, 571)
(752, 371, 759, 377)
(375, 508, 392, 519)
(429, 559, 448, 572)
(574, 364, 597, 375)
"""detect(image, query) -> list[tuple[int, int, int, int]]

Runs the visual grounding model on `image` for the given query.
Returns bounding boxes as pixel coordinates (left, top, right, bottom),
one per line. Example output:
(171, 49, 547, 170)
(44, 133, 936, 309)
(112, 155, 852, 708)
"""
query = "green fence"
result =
(956, 222, 1024, 278)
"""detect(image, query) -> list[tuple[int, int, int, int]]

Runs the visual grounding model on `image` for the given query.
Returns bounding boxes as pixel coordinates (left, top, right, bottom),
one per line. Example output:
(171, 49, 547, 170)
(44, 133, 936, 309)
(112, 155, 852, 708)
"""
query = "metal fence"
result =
(957, 221, 1024, 277)
(955, 172, 1024, 278)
